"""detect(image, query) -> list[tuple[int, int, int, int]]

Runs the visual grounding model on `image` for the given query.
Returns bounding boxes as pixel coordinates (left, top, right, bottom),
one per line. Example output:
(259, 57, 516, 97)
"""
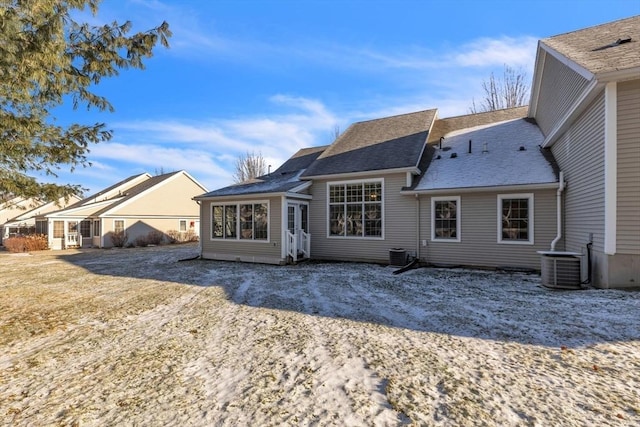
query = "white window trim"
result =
(210, 200, 270, 243)
(326, 178, 385, 240)
(113, 219, 126, 234)
(431, 196, 461, 243)
(497, 193, 534, 245)
(179, 219, 188, 232)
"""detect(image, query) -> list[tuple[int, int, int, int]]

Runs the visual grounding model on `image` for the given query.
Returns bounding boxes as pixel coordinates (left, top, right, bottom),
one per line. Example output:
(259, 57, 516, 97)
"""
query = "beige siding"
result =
(114, 174, 202, 217)
(418, 189, 557, 270)
(100, 217, 197, 248)
(551, 91, 606, 253)
(200, 196, 283, 264)
(309, 173, 417, 263)
(616, 79, 640, 254)
(536, 53, 590, 137)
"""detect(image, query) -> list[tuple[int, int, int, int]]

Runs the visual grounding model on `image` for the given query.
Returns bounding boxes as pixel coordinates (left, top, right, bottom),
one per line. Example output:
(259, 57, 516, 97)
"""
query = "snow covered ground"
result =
(1, 244, 638, 426)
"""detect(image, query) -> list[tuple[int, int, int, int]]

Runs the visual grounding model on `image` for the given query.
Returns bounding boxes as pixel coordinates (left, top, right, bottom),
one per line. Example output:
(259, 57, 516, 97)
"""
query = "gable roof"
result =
(45, 171, 205, 218)
(91, 171, 191, 216)
(540, 15, 640, 79)
(413, 118, 558, 192)
(195, 146, 327, 199)
(67, 172, 151, 210)
(301, 109, 437, 178)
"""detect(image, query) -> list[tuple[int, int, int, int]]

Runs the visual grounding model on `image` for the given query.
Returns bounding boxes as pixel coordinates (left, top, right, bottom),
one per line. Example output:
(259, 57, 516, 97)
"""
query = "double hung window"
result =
(498, 194, 533, 244)
(431, 196, 460, 242)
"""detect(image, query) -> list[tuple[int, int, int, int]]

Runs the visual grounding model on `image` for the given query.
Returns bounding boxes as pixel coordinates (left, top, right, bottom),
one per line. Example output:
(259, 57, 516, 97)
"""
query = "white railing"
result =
(300, 231, 310, 258)
(65, 232, 79, 248)
(286, 231, 311, 262)
(286, 231, 297, 260)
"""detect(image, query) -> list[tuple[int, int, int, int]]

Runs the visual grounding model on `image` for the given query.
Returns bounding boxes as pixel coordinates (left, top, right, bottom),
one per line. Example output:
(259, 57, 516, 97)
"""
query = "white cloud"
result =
(453, 36, 538, 68)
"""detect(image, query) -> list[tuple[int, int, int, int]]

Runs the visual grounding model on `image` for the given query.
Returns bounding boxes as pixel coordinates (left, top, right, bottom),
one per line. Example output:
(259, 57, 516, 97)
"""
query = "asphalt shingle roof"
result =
(197, 146, 326, 198)
(302, 109, 437, 177)
(541, 15, 640, 76)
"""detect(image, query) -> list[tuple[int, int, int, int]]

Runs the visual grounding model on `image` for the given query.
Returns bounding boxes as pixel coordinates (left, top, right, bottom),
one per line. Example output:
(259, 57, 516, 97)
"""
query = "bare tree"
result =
(233, 151, 267, 183)
(470, 65, 529, 113)
(331, 124, 341, 142)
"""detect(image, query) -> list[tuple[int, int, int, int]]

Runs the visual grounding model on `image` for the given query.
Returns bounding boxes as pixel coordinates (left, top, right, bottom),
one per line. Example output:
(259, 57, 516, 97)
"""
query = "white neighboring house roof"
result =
(413, 118, 558, 192)
(3, 195, 83, 228)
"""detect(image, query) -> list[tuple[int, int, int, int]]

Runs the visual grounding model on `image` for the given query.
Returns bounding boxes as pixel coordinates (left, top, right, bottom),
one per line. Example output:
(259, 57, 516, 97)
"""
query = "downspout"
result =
(415, 193, 420, 261)
(550, 171, 565, 251)
(196, 200, 202, 257)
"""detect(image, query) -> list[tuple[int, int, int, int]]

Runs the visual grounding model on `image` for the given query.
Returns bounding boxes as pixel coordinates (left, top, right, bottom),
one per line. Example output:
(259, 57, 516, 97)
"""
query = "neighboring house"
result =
(1, 197, 35, 245)
(40, 171, 207, 250)
(527, 15, 640, 288)
(1, 195, 82, 242)
(196, 16, 639, 288)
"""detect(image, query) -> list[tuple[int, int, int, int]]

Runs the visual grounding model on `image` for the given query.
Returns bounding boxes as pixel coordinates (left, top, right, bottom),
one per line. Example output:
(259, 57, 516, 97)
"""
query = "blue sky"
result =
(47, 0, 639, 195)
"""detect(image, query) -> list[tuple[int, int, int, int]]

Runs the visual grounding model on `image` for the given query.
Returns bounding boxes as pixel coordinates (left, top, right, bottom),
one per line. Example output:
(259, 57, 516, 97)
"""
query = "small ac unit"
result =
(540, 253, 582, 289)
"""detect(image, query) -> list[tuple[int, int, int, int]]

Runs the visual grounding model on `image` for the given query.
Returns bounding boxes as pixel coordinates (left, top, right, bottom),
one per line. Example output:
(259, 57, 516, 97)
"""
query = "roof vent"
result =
(435, 155, 441, 160)
(519, 146, 526, 151)
(482, 142, 489, 153)
(450, 153, 457, 159)
(592, 37, 632, 51)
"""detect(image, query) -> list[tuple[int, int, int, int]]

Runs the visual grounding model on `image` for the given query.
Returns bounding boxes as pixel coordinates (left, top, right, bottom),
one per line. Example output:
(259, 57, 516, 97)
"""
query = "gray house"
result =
(196, 16, 639, 289)
(527, 15, 639, 288)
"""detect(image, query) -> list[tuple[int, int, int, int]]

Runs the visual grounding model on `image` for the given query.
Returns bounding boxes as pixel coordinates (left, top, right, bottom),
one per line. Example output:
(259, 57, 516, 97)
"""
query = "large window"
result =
(211, 202, 268, 241)
(498, 194, 533, 244)
(431, 196, 460, 242)
(328, 180, 383, 238)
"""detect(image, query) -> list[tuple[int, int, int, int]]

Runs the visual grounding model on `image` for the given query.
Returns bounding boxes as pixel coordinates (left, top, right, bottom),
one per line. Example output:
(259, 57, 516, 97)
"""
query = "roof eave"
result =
(302, 166, 420, 181)
(404, 182, 560, 195)
(596, 66, 640, 83)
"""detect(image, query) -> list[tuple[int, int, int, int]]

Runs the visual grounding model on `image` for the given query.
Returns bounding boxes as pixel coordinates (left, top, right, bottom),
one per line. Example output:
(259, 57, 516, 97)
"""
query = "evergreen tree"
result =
(0, 0, 171, 201)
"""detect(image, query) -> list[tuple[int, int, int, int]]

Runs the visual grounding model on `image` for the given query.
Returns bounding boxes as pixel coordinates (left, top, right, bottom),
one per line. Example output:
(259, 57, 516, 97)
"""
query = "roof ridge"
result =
(351, 108, 438, 125)
(543, 15, 639, 41)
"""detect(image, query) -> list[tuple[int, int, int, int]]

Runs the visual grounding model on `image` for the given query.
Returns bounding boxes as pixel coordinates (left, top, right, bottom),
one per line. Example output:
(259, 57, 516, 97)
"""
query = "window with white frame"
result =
(498, 194, 533, 244)
(93, 220, 100, 237)
(328, 180, 383, 238)
(431, 196, 460, 241)
(211, 202, 268, 241)
(114, 220, 125, 234)
(80, 220, 91, 237)
(53, 221, 64, 238)
(179, 220, 187, 232)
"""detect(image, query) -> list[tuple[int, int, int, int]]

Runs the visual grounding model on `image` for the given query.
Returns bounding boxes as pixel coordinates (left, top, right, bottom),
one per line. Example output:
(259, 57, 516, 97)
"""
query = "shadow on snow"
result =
(55, 244, 640, 348)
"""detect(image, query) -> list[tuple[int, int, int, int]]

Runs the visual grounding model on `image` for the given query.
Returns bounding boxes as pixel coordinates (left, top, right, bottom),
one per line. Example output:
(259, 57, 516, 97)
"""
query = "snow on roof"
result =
(414, 118, 558, 191)
(197, 169, 307, 198)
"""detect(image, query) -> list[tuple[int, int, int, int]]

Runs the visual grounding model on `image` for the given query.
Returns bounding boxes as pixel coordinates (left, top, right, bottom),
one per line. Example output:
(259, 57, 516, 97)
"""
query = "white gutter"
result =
(550, 171, 565, 251)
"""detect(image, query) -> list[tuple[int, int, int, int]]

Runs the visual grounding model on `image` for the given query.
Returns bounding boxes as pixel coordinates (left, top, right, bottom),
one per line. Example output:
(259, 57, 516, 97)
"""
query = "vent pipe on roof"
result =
(482, 142, 488, 154)
(468, 140, 472, 154)
(439, 137, 444, 150)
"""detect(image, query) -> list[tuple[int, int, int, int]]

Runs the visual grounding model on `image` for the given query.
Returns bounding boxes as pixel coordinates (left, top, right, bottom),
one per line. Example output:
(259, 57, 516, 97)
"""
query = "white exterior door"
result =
(286, 202, 310, 260)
